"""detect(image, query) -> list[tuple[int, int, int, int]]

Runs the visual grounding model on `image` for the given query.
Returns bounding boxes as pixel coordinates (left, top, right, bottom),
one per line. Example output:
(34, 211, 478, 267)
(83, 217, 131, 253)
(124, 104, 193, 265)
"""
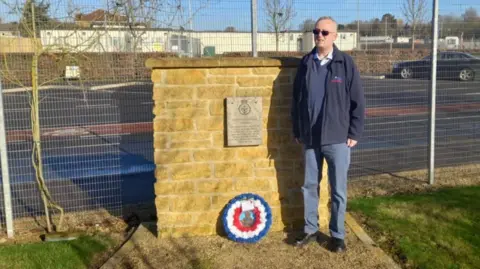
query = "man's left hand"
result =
(347, 139, 357, 148)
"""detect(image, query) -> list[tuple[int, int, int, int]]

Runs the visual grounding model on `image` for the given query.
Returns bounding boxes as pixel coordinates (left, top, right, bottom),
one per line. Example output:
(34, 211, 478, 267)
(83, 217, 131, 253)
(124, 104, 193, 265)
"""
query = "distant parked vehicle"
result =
(392, 51, 480, 81)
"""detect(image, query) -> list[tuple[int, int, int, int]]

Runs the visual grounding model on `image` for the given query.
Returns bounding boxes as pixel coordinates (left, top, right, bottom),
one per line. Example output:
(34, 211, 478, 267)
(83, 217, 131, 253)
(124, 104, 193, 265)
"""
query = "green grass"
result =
(349, 186, 480, 269)
(0, 234, 115, 269)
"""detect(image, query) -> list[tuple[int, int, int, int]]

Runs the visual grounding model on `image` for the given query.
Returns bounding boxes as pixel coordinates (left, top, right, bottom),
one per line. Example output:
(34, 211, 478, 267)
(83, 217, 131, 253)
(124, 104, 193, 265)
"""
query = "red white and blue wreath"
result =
(222, 193, 272, 243)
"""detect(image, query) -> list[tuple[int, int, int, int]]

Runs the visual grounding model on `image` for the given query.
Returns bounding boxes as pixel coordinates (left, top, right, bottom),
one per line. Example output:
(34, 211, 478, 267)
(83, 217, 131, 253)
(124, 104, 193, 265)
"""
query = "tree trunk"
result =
(30, 2, 52, 233)
(30, 1, 64, 233)
(411, 33, 415, 51)
(275, 33, 279, 52)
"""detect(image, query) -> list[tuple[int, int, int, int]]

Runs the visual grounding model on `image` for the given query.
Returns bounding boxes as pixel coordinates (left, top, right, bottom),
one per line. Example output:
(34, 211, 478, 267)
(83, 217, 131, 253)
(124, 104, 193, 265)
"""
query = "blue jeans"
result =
(302, 143, 350, 239)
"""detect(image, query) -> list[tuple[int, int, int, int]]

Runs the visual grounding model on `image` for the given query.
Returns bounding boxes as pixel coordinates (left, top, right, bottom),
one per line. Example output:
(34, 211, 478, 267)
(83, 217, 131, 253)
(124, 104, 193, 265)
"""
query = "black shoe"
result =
(329, 237, 347, 253)
(295, 231, 319, 247)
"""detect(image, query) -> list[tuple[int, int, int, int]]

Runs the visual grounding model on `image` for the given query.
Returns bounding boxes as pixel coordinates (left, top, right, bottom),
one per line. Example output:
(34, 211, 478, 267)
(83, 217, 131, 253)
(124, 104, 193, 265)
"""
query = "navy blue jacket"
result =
(291, 45, 365, 146)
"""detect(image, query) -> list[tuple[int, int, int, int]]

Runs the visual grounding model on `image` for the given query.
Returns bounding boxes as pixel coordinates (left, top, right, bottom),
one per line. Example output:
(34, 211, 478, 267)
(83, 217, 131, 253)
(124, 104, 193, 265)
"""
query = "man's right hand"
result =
(294, 138, 301, 144)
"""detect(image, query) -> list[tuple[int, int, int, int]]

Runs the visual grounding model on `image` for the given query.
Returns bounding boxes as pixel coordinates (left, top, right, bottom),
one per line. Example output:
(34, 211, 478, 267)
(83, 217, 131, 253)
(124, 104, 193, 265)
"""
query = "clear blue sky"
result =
(190, 0, 480, 31)
(1, 0, 479, 31)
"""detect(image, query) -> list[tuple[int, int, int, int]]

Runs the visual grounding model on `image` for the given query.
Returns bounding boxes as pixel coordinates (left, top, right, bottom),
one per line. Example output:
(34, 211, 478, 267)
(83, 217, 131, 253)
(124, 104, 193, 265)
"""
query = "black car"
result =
(392, 51, 480, 81)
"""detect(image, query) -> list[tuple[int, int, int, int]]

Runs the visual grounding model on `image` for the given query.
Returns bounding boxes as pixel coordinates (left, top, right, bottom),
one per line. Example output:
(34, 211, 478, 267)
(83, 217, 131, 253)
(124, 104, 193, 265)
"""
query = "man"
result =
(291, 16, 365, 253)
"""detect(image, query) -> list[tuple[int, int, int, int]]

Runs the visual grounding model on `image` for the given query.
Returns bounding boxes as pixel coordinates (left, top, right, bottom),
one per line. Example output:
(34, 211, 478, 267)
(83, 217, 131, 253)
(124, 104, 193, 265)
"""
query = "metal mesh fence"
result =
(0, 0, 479, 235)
(2, 89, 124, 231)
(0, 0, 158, 234)
(434, 1, 480, 175)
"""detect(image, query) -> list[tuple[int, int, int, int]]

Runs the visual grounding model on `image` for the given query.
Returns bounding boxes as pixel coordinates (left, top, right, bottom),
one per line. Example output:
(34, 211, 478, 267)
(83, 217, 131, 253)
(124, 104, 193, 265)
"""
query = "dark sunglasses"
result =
(312, 29, 331, 36)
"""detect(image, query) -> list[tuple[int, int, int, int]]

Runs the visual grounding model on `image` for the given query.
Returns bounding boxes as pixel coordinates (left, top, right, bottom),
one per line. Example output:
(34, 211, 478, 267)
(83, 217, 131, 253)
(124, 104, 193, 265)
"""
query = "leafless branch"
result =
(402, 0, 427, 50)
(264, 0, 295, 51)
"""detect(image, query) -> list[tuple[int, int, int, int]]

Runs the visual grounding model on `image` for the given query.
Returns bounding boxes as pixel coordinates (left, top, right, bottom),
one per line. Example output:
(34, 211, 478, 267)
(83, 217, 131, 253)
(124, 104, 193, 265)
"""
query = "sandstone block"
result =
(215, 163, 253, 178)
(171, 196, 212, 211)
(154, 150, 191, 164)
(154, 119, 194, 132)
(196, 179, 235, 193)
(193, 149, 236, 161)
(197, 86, 234, 99)
(155, 181, 195, 195)
(171, 163, 212, 180)
(166, 69, 206, 85)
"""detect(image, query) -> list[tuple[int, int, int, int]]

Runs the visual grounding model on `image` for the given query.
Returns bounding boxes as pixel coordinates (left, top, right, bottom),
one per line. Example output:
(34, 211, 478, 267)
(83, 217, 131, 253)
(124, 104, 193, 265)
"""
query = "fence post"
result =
(428, 0, 440, 185)
(0, 76, 14, 238)
(251, 0, 258, 57)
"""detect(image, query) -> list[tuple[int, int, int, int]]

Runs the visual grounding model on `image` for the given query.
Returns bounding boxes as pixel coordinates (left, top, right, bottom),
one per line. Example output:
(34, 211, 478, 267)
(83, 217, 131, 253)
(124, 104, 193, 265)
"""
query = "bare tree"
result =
(1, 0, 63, 233)
(19, 0, 52, 36)
(0, 0, 109, 234)
(110, 0, 158, 52)
(264, 0, 295, 51)
(0, 0, 212, 236)
(110, 0, 211, 53)
(402, 0, 427, 51)
(224, 26, 236, 32)
(298, 19, 315, 32)
(462, 7, 479, 22)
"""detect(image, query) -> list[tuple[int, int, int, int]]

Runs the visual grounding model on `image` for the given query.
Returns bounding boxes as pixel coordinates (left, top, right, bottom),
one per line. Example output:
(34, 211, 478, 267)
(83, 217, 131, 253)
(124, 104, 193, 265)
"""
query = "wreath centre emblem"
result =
(240, 211, 255, 227)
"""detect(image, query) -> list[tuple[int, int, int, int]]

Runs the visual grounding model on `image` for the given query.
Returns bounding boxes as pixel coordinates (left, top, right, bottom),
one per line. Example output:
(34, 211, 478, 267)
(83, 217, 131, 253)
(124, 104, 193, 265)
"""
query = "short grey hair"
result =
(316, 16, 338, 31)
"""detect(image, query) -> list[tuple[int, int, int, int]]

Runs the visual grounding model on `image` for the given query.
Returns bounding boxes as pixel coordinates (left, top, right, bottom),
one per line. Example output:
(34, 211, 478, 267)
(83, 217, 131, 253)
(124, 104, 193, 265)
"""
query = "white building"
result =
(395, 36, 410, 43)
(0, 23, 20, 37)
(39, 28, 358, 56)
(360, 36, 394, 45)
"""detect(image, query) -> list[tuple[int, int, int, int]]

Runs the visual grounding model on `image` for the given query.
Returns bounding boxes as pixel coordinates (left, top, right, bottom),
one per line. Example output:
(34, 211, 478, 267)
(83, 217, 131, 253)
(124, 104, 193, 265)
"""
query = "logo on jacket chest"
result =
(331, 76, 343, 83)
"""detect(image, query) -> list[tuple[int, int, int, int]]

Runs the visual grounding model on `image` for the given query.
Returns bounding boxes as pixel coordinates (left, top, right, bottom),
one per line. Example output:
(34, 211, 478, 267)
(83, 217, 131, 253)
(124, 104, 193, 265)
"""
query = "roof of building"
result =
(0, 23, 19, 32)
(75, 9, 128, 22)
(360, 36, 393, 40)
